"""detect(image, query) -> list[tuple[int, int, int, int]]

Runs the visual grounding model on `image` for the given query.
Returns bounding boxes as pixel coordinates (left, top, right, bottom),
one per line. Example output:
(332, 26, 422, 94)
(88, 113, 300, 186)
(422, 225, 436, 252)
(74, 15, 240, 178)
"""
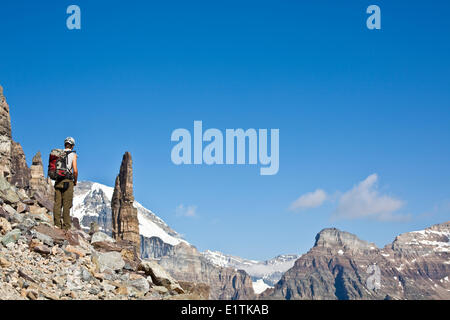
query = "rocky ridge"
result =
(0, 192, 206, 300)
(0, 85, 13, 180)
(261, 222, 450, 300)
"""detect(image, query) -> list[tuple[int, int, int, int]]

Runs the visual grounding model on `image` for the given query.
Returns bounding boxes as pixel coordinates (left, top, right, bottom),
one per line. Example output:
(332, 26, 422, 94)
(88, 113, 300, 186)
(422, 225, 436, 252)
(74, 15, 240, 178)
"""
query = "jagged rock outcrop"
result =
(0, 86, 53, 210)
(0, 85, 12, 180)
(29, 152, 53, 196)
(156, 242, 256, 300)
(111, 152, 140, 251)
(0, 86, 33, 189)
(313, 227, 377, 254)
(261, 222, 450, 300)
(10, 141, 31, 189)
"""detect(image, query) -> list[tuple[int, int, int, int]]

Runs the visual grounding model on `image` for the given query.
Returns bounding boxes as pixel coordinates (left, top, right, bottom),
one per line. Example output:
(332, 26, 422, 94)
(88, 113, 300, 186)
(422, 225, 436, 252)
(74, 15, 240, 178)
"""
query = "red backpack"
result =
(48, 149, 75, 181)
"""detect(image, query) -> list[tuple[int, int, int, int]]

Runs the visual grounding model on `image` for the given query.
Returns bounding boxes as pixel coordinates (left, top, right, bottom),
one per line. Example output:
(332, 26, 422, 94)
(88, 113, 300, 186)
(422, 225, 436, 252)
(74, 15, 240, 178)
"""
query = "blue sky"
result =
(1, 0, 449, 260)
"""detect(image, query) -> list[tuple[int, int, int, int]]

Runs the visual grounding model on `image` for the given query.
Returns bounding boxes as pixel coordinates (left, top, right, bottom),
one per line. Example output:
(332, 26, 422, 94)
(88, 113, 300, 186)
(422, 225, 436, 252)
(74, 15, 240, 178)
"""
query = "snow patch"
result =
(396, 264, 405, 272)
(138, 212, 184, 246)
(405, 228, 450, 253)
(252, 279, 272, 294)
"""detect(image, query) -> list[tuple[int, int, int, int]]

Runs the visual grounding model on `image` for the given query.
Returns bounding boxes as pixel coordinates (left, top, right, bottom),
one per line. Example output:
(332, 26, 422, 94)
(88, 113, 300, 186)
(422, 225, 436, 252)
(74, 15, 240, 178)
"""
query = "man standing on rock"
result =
(53, 137, 78, 231)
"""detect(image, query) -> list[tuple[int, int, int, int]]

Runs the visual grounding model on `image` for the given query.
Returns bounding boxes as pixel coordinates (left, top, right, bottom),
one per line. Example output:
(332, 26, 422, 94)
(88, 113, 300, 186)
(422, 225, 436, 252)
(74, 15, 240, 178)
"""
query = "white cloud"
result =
(289, 189, 328, 211)
(176, 204, 198, 218)
(332, 174, 409, 222)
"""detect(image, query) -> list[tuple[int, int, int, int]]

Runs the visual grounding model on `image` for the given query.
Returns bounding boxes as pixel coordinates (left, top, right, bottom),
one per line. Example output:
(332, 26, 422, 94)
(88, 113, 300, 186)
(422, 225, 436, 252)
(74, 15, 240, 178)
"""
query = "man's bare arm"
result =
(72, 154, 78, 186)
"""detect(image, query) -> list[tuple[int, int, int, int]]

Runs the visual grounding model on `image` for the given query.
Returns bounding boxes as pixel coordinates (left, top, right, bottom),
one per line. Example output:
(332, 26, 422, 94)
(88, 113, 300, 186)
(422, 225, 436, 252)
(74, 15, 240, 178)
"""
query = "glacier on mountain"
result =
(202, 250, 300, 287)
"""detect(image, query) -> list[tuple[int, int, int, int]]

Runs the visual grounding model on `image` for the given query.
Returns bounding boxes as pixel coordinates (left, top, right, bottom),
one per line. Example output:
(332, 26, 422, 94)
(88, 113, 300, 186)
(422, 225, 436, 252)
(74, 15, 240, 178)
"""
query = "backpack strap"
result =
(64, 150, 71, 169)
(64, 150, 76, 176)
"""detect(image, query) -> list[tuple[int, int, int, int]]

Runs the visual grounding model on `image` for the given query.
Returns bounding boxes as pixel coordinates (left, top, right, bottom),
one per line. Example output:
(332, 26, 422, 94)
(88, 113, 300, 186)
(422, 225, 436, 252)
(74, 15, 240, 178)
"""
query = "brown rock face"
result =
(29, 151, 54, 207)
(10, 141, 31, 189)
(261, 221, 450, 300)
(178, 281, 211, 300)
(157, 242, 256, 300)
(111, 152, 140, 251)
(111, 176, 121, 236)
(0, 85, 13, 180)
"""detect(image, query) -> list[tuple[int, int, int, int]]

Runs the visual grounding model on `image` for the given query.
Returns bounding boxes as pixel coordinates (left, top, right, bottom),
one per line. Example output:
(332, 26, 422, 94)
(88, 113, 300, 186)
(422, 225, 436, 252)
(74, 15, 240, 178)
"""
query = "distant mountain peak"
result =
(262, 221, 450, 300)
(314, 227, 377, 252)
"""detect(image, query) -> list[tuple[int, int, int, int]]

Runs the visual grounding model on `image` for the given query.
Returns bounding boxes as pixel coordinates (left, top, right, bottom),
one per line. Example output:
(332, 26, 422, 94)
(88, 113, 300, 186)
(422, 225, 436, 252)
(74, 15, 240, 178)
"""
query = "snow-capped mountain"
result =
(252, 279, 272, 295)
(72, 181, 187, 256)
(202, 250, 300, 293)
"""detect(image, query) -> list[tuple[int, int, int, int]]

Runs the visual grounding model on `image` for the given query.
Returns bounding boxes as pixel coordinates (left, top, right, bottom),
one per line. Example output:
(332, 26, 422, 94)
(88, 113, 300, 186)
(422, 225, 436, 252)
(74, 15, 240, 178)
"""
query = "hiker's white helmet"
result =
(64, 136, 75, 146)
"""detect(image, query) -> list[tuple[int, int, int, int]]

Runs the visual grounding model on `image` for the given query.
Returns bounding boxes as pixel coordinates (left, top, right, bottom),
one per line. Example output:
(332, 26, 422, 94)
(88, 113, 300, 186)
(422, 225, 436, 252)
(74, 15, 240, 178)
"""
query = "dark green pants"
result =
(53, 179, 74, 230)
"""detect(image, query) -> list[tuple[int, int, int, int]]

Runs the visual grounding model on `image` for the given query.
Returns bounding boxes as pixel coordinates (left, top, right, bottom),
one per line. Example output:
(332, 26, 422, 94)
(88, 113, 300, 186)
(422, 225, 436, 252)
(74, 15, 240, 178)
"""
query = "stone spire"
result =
(29, 152, 45, 189)
(29, 151, 54, 200)
(119, 152, 135, 204)
(111, 175, 121, 239)
(111, 152, 140, 250)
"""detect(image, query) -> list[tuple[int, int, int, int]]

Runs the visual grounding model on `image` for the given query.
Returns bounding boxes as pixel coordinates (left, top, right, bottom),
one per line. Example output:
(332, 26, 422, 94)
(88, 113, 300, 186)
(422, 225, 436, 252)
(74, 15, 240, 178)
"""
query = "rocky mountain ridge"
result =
(261, 222, 450, 300)
(156, 242, 256, 299)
